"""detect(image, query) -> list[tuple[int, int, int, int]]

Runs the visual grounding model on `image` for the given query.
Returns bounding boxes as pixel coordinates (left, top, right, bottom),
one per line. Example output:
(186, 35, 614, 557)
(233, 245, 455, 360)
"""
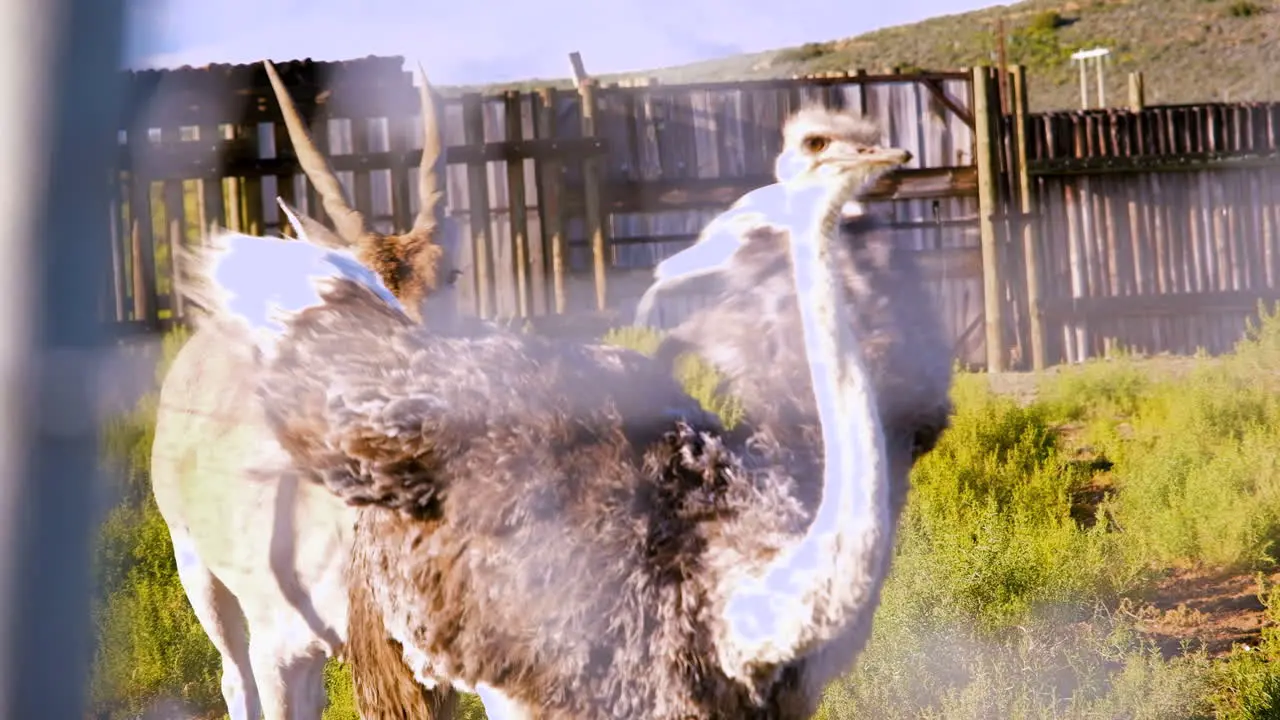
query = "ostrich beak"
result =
(829, 145, 912, 170)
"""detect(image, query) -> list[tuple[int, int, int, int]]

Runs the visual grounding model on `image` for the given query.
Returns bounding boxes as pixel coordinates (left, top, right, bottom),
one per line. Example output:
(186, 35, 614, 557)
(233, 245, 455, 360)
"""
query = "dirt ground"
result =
(984, 354, 1268, 660)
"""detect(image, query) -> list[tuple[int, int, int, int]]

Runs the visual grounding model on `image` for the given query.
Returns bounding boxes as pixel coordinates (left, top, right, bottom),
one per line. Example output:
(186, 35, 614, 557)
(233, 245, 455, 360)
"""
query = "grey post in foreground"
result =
(0, 0, 125, 717)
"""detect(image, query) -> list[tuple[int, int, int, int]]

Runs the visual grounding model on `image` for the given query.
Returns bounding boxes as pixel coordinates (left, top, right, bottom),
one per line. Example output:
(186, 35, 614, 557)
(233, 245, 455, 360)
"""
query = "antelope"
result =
(148, 58, 462, 720)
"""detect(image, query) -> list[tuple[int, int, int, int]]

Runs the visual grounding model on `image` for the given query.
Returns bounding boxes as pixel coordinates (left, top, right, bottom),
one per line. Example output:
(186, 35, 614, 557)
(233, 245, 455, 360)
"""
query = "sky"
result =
(124, 0, 1005, 86)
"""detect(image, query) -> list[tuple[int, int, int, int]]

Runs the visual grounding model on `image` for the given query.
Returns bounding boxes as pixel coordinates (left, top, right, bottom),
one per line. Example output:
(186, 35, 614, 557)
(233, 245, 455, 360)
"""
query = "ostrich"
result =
(188, 134, 948, 718)
(634, 105, 887, 329)
(650, 208, 956, 527)
(149, 58, 460, 720)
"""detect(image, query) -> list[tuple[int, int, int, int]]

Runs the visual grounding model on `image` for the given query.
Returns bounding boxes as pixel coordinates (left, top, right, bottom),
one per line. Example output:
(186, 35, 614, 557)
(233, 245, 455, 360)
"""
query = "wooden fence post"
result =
(576, 77, 609, 312)
(461, 93, 493, 318)
(106, 182, 125, 322)
(1128, 72, 1145, 112)
(129, 218, 147, 323)
(534, 87, 567, 314)
(163, 177, 186, 320)
(503, 90, 533, 317)
(972, 65, 1006, 372)
(1010, 65, 1045, 370)
(126, 139, 159, 329)
(197, 124, 226, 232)
(240, 121, 263, 236)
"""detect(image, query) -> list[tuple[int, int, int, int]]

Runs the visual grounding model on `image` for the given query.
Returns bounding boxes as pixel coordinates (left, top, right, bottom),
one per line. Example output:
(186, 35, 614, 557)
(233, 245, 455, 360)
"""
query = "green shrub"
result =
(888, 374, 1122, 632)
(1028, 10, 1069, 32)
(602, 326, 744, 428)
(774, 42, 835, 65)
(1226, 0, 1266, 17)
(1046, 311, 1280, 573)
(90, 327, 227, 718)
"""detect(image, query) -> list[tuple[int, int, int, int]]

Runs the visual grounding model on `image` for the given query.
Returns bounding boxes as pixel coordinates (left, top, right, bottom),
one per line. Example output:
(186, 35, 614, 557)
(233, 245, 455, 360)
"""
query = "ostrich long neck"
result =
(718, 165, 890, 679)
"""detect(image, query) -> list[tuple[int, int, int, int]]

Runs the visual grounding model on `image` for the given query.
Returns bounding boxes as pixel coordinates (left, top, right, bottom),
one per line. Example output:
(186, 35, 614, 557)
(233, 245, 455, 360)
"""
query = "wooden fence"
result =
(110, 56, 1280, 371)
(113, 57, 986, 360)
(1021, 101, 1280, 367)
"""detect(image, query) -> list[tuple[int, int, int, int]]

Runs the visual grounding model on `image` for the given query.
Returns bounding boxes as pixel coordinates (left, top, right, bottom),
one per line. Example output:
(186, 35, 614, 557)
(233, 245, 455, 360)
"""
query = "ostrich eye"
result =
(802, 135, 829, 153)
(446, 269, 464, 286)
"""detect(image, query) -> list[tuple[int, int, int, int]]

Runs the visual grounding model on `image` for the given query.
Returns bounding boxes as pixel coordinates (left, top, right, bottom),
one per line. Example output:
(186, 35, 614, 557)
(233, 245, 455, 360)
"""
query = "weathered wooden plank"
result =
(577, 79, 610, 311)
(1043, 289, 1280, 319)
(461, 93, 493, 318)
(116, 137, 611, 180)
(562, 166, 977, 214)
(534, 87, 567, 314)
(1010, 66, 1044, 370)
(504, 90, 532, 317)
(971, 65, 1005, 371)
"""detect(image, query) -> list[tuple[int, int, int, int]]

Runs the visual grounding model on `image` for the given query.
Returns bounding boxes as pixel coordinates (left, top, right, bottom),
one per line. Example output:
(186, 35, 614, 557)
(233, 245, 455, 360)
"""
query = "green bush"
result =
(602, 326, 744, 428)
(1226, 0, 1266, 17)
(774, 42, 836, 65)
(611, 312, 1280, 718)
(90, 327, 226, 718)
(1029, 10, 1069, 32)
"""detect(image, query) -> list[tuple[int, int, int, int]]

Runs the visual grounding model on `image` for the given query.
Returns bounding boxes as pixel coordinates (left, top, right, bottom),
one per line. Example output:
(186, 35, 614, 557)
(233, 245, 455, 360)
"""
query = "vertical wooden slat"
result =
(1261, 169, 1278, 288)
(107, 180, 125, 321)
(129, 218, 151, 325)
(224, 158, 244, 231)
(350, 116, 374, 224)
(127, 162, 158, 328)
(461, 93, 493, 318)
(272, 119, 297, 234)
(578, 78, 609, 311)
(503, 91, 533, 317)
(387, 110, 413, 234)
(972, 66, 1005, 372)
(163, 179, 186, 318)
(1010, 66, 1044, 370)
(197, 124, 225, 236)
(535, 87, 567, 314)
(240, 122, 263, 235)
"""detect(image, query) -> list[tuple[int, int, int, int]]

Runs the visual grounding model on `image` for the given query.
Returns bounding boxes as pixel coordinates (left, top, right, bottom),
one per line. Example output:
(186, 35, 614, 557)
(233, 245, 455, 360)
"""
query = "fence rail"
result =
(107, 56, 1280, 372)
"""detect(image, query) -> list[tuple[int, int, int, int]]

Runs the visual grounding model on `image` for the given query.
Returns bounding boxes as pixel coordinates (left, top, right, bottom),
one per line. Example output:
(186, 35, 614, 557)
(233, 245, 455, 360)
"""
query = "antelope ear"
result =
(277, 197, 348, 249)
(204, 229, 408, 357)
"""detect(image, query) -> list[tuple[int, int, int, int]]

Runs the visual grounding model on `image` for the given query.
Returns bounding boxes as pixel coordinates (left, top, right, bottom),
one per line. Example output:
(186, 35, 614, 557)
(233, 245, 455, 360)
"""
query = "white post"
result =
(0, 0, 124, 715)
(1095, 56, 1106, 107)
(1077, 57, 1088, 109)
(1071, 47, 1112, 109)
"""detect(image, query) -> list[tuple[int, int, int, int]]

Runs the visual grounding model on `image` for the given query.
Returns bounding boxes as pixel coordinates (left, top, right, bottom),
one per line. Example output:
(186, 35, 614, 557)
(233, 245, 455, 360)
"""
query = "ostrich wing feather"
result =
(652, 184, 786, 282)
(195, 230, 407, 354)
(248, 268, 724, 521)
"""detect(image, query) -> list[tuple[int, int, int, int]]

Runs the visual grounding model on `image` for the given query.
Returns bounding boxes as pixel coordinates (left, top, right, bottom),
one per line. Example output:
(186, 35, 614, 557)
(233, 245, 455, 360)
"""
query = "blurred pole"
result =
(0, 0, 125, 716)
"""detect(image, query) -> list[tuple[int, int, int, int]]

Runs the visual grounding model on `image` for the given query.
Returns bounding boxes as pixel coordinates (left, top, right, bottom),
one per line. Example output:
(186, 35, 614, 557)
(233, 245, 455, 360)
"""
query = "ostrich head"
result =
(633, 107, 904, 328)
(263, 59, 462, 323)
(773, 105, 892, 217)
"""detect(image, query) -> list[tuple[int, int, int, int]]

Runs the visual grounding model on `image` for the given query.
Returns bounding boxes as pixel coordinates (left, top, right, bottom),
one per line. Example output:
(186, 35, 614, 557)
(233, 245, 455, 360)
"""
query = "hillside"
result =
(458, 0, 1280, 112)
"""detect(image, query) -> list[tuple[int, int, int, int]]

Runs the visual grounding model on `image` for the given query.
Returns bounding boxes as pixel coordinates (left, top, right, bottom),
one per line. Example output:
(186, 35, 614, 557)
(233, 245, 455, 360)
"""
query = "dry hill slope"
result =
(459, 0, 1280, 112)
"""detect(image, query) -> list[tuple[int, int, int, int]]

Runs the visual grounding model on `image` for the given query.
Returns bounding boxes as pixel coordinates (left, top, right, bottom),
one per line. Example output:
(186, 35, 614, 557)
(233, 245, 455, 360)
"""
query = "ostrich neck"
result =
(790, 173, 885, 535)
(718, 167, 890, 678)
